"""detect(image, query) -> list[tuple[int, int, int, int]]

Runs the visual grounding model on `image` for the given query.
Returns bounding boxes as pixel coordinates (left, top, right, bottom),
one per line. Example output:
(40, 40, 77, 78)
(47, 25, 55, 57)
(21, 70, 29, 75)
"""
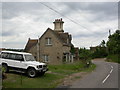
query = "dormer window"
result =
(45, 37, 52, 45)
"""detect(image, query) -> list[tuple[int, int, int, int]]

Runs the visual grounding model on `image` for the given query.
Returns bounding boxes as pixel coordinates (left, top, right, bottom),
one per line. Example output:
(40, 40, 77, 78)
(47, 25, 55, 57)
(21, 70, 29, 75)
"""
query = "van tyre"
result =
(27, 68, 37, 78)
(2, 64, 9, 73)
(40, 71, 45, 76)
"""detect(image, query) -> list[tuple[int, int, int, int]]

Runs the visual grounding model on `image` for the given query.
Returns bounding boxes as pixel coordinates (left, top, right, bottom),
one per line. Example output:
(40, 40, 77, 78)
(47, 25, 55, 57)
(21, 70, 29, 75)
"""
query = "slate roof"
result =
(24, 38, 38, 51)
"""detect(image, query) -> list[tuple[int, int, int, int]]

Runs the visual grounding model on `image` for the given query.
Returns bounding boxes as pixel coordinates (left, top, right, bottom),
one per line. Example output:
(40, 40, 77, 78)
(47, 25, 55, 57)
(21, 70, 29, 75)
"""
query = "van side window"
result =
(15, 54, 24, 61)
(1, 52, 24, 61)
(1, 52, 10, 59)
(9, 53, 16, 60)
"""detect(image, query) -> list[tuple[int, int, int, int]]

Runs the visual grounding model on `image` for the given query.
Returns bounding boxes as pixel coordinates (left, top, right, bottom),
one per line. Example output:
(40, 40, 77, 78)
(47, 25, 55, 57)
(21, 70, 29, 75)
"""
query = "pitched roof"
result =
(56, 32, 70, 43)
(50, 29, 72, 46)
(24, 39, 38, 51)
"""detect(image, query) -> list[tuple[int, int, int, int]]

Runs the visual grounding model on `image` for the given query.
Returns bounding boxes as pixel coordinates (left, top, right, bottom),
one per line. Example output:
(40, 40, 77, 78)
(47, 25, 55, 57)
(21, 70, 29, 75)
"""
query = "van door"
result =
(1, 52, 15, 67)
(13, 54, 27, 69)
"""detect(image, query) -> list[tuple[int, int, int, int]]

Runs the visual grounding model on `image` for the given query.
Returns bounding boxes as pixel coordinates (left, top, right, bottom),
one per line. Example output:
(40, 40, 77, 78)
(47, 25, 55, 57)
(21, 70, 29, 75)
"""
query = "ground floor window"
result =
(43, 55, 49, 62)
(63, 53, 74, 63)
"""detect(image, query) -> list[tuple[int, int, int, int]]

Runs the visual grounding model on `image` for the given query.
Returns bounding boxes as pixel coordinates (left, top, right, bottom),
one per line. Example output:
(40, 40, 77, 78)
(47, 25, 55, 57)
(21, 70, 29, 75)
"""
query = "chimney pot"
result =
(53, 18, 64, 32)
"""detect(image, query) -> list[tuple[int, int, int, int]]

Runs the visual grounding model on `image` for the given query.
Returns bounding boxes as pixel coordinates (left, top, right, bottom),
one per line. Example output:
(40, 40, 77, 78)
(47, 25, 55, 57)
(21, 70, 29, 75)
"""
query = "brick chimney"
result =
(53, 18, 64, 32)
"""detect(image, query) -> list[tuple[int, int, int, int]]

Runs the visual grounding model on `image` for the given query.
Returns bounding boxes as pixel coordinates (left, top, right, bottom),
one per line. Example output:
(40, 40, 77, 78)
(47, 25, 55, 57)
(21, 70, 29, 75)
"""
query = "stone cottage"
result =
(24, 18, 79, 64)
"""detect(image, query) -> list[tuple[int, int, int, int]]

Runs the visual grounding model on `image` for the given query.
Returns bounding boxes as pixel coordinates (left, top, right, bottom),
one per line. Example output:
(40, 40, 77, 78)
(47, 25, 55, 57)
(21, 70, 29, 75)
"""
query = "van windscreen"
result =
(24, 55, 36, 61)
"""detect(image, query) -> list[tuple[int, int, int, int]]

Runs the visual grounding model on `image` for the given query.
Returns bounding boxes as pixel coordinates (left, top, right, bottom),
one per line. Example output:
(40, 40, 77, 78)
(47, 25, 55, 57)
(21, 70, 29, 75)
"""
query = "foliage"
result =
(106, 30, 120, 63)
(91, 39, 108, 59)
(100, 40, 106, 47)
(79, 48, 92, 61)
(91, 46, 108, 58)
(107, 30, 120, 55)
(107, 54, 120, 63)
(70, 45, 75, 54)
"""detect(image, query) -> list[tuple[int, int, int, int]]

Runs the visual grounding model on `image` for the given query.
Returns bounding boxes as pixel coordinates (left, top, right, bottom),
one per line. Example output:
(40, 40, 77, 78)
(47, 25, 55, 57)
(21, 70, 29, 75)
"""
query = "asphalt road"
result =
(70, 59, 119, 88)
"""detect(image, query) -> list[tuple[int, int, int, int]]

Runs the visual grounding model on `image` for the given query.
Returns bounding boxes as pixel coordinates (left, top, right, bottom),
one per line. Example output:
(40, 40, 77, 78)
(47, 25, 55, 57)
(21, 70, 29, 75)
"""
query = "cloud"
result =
(1, 2, 118, 49)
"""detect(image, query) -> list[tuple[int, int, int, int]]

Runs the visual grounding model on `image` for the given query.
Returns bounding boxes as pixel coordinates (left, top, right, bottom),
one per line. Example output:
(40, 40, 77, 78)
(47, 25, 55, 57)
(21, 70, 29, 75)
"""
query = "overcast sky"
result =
(1, 1, 118, 49)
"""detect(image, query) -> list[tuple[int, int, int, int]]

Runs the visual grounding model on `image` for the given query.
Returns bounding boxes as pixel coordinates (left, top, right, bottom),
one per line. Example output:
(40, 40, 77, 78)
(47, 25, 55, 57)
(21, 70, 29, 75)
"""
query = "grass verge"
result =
(3, 61, 96, 88)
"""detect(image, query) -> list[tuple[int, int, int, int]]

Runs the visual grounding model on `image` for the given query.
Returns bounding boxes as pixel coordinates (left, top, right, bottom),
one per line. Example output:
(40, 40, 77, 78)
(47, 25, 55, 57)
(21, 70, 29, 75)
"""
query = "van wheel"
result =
(27, 68, 37, 78)
(2, 64, 9, 73)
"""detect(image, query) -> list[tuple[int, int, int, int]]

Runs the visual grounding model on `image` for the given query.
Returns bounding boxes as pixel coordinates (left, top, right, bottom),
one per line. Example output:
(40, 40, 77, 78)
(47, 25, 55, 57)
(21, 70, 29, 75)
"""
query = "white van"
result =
(0, 51, 48, 78)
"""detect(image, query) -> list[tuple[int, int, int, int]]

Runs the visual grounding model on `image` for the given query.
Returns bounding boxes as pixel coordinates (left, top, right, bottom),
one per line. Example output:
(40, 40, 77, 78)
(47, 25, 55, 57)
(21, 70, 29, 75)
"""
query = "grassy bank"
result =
(107, 54, 120, 64)
(3, 61, 96, 88)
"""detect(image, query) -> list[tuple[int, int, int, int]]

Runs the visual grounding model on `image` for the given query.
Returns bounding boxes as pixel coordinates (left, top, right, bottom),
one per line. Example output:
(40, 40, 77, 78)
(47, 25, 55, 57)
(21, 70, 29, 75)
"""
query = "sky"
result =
(0, 1, 118, 49)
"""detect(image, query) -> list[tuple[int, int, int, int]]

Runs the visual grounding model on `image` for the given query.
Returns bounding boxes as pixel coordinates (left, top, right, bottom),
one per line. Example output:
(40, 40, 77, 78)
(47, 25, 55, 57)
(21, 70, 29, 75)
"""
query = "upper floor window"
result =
(45, 37, 52, 45)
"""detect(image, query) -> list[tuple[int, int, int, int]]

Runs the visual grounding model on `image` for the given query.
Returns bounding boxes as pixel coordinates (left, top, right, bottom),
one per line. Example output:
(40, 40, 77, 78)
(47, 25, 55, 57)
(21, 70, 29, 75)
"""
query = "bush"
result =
(107, 54, 120, 63)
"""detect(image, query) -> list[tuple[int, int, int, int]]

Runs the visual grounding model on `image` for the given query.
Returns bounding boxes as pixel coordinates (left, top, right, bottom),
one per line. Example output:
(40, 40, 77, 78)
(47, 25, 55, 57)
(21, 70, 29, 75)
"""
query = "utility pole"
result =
(108, 29, 111, 55)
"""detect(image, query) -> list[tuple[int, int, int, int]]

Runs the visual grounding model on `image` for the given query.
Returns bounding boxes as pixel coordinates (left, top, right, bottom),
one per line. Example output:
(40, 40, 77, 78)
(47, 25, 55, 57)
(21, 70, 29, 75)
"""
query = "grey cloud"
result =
(73, 30, 108, 38)
(3, 2, 118, 22)
(48, 2, 118, 21)
(2, 29, 17, 36)
(2, 2, 46, 19)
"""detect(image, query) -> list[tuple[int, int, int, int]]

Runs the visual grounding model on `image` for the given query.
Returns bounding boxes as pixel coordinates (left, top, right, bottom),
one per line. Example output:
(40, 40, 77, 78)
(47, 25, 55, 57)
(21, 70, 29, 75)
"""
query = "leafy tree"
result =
(106, 30, 120, 63)
(91, 40, 108, 58)
(92, 46, 108, 58)
(100, 40, 106, 47)
(79, 48, 92, 67)
(107, 30, 120, 55)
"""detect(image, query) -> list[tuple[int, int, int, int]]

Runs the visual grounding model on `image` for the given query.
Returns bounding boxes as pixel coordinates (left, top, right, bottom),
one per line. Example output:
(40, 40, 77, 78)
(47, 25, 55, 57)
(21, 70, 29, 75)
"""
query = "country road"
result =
(70, 58, 119, 88)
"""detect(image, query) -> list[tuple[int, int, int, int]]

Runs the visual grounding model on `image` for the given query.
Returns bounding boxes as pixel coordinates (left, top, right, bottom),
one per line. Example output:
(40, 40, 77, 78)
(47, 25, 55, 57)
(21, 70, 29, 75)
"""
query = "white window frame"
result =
(43, 55, 49, 62)
(46, 38, 52, 45)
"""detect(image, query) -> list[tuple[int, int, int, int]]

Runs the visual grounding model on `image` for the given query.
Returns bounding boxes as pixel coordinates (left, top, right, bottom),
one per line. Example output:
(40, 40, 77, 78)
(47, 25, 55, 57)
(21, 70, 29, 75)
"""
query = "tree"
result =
(91, 40, 108, 58)
(79, 48, 92, 67)
(107, 30, 120, 55)
(100, 40, 106, 47)
(79, 48, 91, 60)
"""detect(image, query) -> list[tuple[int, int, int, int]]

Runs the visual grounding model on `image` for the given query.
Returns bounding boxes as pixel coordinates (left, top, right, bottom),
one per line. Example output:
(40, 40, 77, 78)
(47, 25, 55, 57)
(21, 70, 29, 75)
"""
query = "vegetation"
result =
(89, 30, 120, 63)
(106, 30, 120, 63)
(3, 61, 96, 88)
(107, 54, 120, 63)
(79, 48, 91, 61)
(91, 46, 108, 58)
(107, 30, 120, 55)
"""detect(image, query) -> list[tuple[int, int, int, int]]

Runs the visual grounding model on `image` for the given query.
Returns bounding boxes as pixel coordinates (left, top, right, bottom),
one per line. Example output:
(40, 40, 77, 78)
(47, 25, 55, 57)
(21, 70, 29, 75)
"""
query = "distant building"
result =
(24, 39, 38, 60)
(24, 19, 79, 64)
(90, 46, 99, 52)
